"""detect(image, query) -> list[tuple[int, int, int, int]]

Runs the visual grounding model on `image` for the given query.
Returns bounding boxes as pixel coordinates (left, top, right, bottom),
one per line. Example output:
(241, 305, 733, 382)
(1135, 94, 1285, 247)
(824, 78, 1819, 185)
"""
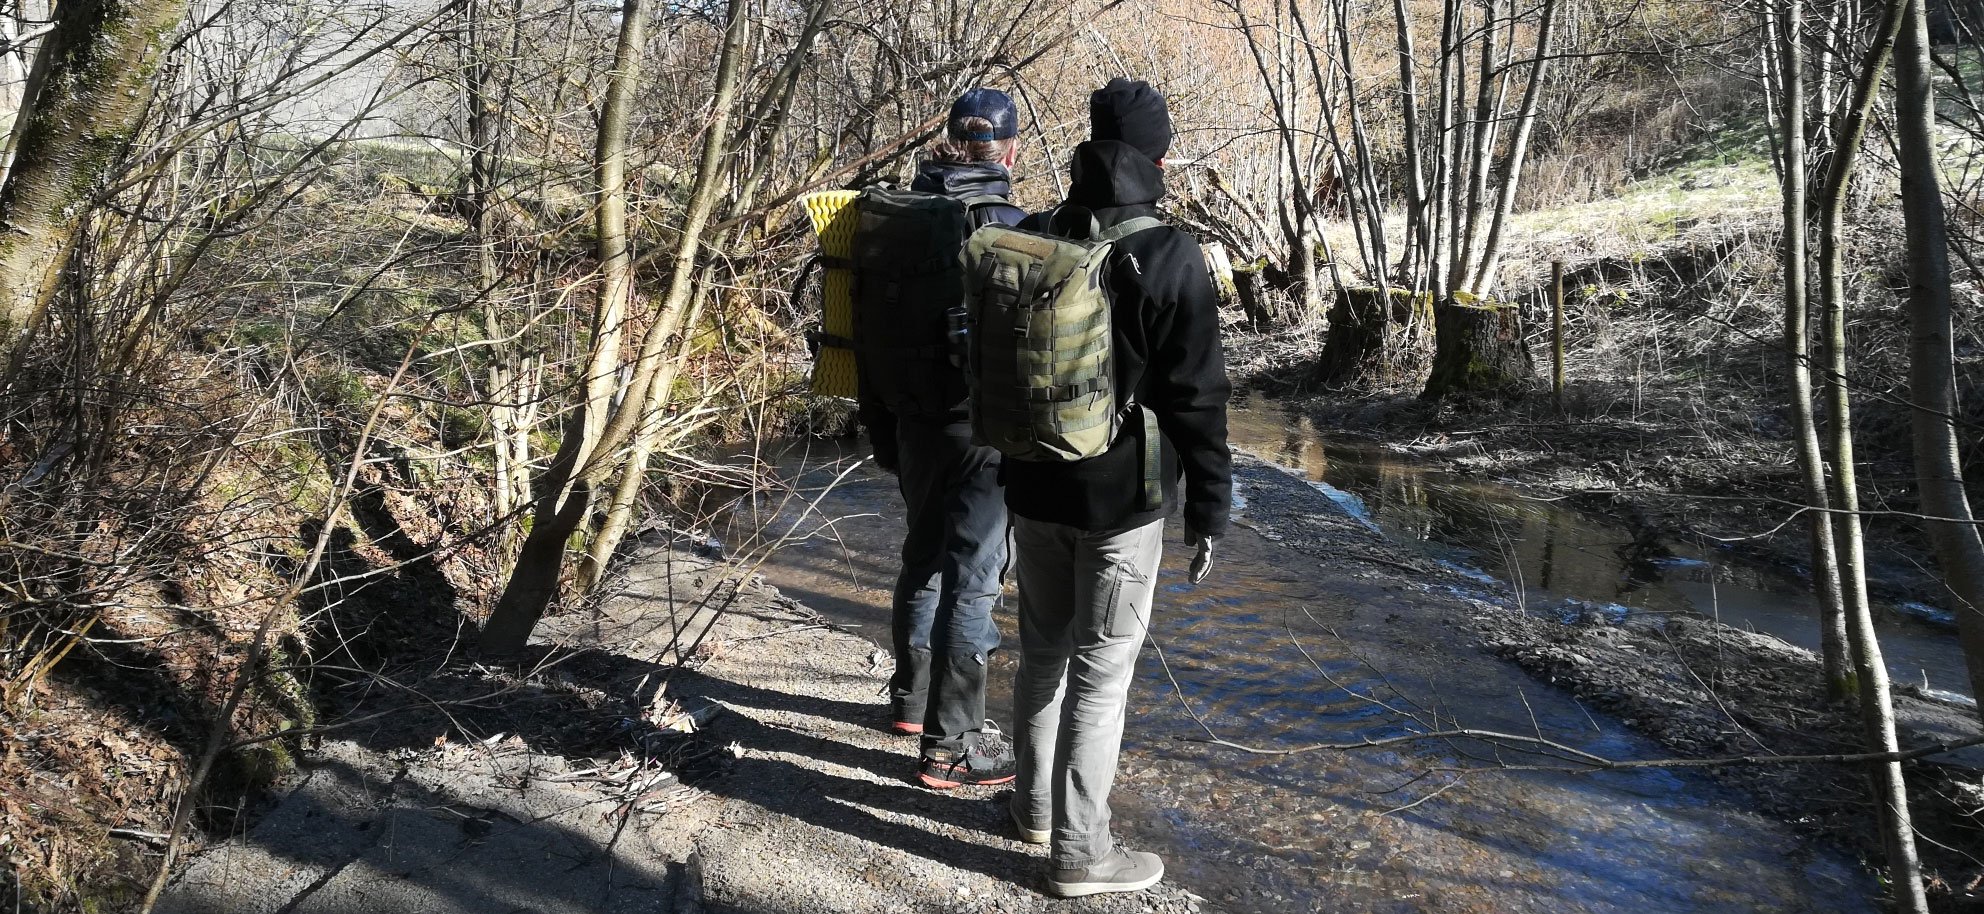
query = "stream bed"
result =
(717, 432, 1879, 913)
(1225, 397, 1972, 703)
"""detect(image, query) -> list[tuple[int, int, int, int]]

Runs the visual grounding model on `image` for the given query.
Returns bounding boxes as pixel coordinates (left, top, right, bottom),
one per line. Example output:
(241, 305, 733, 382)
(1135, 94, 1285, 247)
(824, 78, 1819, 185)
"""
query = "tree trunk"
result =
(0, 0, 192, 373)
(1897, 0, 1984, 716)
(1421, 294, 1534, 400)
(1458, 0, 1501, 275)
(467, 0, 527, 569)
(1874, 0, 1960, 907)
(576, 262, 712, 592)
(569, 0, 649, 478)
(1818, 0, 1905, 697)
(1238, 1, 1323, 314)
(1391, 0, 1430, 284)
(1430, 0, 1461, 295)
(573, 0, 752, 595)
(1235, 260, 1277, 330)
(1467, 0, 1560, 297)
(1823, 3, 1924, 901)
(1776, 0, 1853, 698)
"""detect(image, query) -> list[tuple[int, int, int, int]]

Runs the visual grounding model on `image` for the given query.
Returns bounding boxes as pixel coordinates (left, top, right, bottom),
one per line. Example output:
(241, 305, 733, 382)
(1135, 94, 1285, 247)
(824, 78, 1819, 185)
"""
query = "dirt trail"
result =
(159, 448, 1889, 913)
(156, 546, 1207, 914)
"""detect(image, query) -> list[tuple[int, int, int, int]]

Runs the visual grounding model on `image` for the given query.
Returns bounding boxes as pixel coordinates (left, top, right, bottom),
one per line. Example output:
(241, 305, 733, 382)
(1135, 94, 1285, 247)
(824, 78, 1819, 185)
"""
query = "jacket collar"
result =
(911, 160, 1014, 199)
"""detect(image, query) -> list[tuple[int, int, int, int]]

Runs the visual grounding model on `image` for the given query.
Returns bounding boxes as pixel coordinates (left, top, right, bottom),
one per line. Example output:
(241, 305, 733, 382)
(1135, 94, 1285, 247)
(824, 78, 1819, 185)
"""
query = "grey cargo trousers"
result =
(1010, 515, 1165, 869)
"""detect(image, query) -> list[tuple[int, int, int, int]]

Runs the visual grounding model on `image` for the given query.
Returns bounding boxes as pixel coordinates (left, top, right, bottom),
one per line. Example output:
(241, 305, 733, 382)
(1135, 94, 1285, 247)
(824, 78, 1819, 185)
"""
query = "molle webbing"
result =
(964, 215, 1154, 463)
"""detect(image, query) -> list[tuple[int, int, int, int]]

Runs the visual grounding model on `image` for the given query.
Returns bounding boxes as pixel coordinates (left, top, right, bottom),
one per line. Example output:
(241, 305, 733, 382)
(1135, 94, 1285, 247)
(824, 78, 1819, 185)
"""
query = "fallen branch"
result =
(1179, 729, 1984, 771)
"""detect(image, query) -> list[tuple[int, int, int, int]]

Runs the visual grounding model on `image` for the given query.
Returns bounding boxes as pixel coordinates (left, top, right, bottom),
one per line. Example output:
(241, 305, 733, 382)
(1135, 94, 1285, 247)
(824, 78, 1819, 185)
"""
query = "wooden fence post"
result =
(1551, 259, 1565, 411)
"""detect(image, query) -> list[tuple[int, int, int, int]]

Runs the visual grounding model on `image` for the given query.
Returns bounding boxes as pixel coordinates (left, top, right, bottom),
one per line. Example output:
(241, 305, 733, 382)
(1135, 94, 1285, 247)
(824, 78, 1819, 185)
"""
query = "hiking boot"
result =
(917, 728, 1016, 789)
(1007, 794, 1049, 845)
(1047, 846, 1164, 898)
(889, 720, 924, 735)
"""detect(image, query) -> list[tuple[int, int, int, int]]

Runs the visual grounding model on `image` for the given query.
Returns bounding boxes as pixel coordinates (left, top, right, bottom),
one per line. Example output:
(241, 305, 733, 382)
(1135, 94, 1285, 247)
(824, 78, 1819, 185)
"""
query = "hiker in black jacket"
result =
(1002, 78, 1231, 898)
(855, 88, 1025, 788)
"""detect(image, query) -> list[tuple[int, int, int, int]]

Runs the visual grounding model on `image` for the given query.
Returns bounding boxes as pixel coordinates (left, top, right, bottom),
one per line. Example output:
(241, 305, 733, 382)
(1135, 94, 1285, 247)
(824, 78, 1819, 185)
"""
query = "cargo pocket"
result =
(1101, 561, 1150, 640)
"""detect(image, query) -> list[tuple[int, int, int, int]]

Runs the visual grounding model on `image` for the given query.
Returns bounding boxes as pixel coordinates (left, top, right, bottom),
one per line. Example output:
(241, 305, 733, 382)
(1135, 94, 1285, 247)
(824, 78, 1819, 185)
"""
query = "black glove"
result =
(1186, 528, 1214, 584)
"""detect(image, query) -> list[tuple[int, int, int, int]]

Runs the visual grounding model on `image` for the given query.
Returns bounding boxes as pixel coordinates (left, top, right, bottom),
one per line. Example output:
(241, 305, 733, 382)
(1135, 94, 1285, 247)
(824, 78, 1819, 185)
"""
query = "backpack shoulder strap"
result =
(1097, 216, 1166, 242)
(959, 193, 1009, 211)
(1043, 205, 1102, 240)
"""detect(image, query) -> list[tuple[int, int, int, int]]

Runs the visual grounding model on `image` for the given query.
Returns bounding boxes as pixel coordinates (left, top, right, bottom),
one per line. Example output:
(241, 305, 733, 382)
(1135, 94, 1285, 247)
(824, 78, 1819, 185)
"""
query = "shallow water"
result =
(1226, 397, 1972, 701)
(717, 436, 1875, 913)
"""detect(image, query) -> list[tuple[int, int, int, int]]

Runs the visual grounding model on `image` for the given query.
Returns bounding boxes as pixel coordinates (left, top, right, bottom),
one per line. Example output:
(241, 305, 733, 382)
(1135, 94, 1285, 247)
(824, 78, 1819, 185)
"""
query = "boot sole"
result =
(890, 722, 924, 735)
(1047, 869, 1163, 898)
(918, 771, 1016, 789)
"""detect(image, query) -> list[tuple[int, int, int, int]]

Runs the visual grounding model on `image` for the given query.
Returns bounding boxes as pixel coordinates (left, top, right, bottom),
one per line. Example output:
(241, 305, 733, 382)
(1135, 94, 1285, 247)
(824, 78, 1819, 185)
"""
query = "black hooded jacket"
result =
(1002, 140, 1233, 537)
(856, 160, 1025, 466)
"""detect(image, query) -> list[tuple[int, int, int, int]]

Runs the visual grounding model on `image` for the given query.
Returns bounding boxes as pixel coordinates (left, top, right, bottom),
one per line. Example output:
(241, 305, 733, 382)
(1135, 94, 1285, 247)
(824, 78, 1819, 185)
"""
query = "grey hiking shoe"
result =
(1048, 846, 1164, 898)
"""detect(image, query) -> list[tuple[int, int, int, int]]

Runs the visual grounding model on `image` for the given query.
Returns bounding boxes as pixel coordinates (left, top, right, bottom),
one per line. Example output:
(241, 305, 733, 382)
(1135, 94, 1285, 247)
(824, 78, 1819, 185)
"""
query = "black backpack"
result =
(850, 186, 1004, 415)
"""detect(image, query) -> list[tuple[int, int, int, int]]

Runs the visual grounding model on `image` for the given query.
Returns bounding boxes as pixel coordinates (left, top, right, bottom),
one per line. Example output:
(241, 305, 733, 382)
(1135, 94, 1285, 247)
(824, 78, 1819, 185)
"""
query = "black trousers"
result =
(888, 416, 1008, 752)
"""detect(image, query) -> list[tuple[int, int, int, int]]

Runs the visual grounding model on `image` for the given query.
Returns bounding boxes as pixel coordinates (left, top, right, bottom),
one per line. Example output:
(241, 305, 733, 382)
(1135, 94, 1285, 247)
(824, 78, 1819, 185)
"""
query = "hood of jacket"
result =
(911, 159, 1015, 199)
(1067, 140, 1166, 211)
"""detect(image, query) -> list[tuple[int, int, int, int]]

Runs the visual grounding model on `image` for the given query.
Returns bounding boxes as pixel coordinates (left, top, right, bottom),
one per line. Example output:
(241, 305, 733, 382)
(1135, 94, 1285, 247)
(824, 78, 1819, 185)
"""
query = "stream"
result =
(1224, 396, 1973, 703)
(716, 424, 1878, 912)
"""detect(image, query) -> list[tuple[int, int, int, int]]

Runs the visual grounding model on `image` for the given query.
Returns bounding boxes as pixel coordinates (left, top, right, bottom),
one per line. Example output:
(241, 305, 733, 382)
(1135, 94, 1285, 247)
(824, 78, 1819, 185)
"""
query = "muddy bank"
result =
(1219, 228, 1974, 615)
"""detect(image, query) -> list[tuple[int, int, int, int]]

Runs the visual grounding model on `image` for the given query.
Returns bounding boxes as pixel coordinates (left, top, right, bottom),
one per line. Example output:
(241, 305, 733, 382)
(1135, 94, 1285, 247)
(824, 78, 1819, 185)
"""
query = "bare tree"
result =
(0, 0, 194, 373)
(1895, 0, 1984, 714)
(1769, 0, 1853, 696)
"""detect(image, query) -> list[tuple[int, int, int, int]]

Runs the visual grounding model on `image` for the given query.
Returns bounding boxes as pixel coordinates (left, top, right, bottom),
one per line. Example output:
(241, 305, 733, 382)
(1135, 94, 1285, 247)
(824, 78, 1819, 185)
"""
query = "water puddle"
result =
(1227, 397, 1971, 701)
(709, 436, 1874, 913)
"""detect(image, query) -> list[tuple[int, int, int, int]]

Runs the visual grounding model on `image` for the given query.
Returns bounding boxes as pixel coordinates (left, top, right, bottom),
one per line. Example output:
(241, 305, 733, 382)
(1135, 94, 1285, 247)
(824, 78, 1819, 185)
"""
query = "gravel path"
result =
(157, 546, 1211, 914)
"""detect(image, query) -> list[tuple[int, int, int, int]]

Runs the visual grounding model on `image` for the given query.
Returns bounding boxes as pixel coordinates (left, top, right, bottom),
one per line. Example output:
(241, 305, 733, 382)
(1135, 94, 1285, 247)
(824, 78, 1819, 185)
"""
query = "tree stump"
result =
(1233, 260, 1277, 330)
(1422, 293, 1536, 400)
(1313, 286, 1433, 388)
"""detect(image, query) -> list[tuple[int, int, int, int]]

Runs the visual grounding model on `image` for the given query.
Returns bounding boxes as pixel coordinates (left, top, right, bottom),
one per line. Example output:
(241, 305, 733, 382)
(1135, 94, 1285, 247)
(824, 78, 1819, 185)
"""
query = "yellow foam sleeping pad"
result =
(799, 190, 861, 399)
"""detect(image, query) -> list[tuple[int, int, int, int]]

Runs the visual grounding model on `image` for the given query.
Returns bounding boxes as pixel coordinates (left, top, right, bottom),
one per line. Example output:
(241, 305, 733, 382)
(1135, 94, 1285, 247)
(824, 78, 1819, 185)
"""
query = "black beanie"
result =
(1089, 77, 1171, 161)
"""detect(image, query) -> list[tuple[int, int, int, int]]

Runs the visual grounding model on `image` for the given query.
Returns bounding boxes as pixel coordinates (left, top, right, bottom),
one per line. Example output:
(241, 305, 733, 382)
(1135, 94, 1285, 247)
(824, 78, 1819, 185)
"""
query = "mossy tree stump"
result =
(1314, 286, 1434, 388)
(1422, 292, 1536, 400)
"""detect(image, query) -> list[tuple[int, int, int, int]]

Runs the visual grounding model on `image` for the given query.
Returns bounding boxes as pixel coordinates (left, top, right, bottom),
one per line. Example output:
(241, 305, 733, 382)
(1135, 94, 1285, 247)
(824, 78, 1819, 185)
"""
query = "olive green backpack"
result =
(962, 207, 1164, 498)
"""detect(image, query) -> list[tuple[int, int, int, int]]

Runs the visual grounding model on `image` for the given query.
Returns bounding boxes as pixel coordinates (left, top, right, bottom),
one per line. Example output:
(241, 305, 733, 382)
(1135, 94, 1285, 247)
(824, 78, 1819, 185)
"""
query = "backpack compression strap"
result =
(1139, 405, 1162, 511)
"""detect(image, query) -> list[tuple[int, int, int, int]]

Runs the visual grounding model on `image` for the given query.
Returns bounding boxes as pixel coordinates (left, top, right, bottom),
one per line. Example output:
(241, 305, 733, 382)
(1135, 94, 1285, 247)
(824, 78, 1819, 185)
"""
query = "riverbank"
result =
(1220, 222, 1972, 615)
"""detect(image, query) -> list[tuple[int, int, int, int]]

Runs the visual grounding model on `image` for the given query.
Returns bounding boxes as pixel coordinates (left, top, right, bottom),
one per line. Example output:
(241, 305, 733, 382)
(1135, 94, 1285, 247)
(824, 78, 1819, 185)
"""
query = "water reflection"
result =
(1227, 399, 1971, 699)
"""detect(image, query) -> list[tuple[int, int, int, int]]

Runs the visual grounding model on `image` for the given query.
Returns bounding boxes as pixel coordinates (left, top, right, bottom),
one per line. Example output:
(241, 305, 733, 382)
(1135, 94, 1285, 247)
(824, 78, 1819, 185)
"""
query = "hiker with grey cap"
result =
(962, 77, 1231, 897)
(852, 87, 1026, 788)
